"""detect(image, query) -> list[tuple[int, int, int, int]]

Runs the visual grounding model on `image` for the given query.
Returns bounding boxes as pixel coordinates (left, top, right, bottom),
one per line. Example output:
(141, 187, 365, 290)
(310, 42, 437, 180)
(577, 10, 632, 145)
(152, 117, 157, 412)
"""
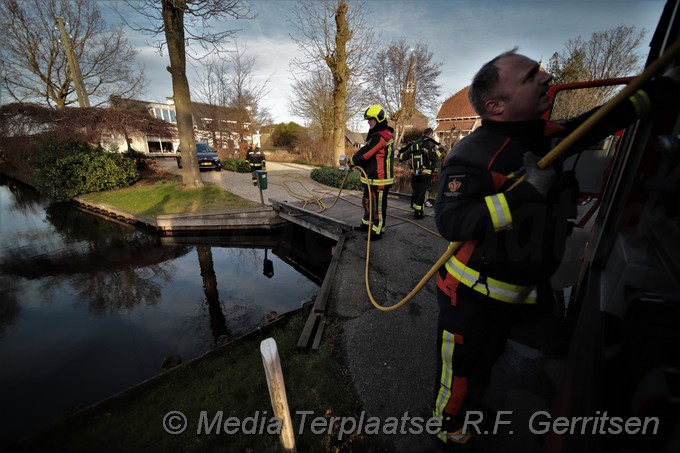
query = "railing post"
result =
(260, 338, 296, 452)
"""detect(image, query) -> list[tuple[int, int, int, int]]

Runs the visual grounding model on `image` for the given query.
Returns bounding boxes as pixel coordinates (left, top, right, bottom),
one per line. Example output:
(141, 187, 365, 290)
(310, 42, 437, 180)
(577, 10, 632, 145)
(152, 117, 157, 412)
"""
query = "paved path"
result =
(156, 159, 341, 206)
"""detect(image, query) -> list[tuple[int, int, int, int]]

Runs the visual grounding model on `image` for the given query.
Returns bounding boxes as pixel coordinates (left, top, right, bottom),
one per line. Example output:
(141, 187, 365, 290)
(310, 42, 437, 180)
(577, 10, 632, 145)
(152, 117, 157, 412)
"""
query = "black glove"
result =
(523, 152, 556, 199)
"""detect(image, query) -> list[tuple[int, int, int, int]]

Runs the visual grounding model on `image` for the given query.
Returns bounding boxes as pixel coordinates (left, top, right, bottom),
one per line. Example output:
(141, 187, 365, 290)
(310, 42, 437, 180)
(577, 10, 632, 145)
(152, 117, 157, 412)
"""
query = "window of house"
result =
(153, 107, 177, 124)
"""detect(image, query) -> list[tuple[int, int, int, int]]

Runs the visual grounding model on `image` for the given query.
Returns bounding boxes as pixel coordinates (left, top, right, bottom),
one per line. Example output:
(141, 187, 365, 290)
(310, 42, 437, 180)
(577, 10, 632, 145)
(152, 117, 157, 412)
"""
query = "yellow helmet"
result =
(364, 105, 386, 123)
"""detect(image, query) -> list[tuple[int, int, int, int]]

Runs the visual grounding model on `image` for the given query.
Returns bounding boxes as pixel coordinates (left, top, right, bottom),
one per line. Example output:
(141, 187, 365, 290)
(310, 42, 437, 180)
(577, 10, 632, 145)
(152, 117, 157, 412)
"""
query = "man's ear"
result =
(484, 99, 504, 116)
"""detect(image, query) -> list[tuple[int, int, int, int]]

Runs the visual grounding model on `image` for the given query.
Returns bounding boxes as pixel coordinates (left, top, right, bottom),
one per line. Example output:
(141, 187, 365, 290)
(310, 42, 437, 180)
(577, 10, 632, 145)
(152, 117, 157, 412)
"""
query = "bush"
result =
(310, 166, 363, 191)
(222, 158, 251, 173)
(35, 147, 139, 201)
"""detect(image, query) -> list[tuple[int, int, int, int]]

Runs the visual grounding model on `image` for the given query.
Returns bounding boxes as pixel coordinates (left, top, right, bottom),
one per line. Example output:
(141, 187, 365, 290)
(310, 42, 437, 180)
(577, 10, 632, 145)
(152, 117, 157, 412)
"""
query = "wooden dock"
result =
(270, 190, 419, 349)
(270, 190, 415, 240)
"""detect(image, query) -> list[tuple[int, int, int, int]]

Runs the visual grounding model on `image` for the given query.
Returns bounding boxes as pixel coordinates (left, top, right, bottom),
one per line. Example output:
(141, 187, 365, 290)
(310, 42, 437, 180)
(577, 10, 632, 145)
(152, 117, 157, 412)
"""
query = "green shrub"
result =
(310, 166, 363, 190)
(222, 158, 251, 173)
(35, 148, 139, 201)
(32, 140, 93, 170)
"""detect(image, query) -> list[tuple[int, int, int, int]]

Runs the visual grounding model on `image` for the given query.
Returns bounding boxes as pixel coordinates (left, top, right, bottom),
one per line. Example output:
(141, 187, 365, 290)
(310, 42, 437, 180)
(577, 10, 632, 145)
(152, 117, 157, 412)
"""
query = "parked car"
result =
(176, 142, 222, 171)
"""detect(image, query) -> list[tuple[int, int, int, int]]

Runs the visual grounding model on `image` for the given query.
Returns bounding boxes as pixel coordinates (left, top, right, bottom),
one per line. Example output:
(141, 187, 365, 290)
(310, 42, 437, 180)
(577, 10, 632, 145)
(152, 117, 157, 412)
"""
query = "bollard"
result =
(260, 338, 296, 452)
(255, 169, 268, 206)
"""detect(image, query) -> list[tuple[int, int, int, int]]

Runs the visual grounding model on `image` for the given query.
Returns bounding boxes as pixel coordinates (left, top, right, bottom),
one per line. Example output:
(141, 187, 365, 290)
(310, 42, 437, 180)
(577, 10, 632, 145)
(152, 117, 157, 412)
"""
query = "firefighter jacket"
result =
(246, 149, 265, 169)
(350, 126, 394, 187)
(399, 136, 441, 175)
(435, 75, 677, 304)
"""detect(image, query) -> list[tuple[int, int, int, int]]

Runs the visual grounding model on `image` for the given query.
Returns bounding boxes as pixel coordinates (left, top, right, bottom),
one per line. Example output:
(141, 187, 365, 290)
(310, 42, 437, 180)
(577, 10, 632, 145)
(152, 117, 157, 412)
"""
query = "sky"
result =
(110, 0, 667, 128)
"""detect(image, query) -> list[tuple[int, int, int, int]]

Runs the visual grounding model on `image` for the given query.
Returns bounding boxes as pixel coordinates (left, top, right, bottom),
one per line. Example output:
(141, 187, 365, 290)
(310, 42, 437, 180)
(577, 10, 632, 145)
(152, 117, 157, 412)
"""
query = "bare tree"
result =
(371, 39, 442, 148)
(289, 68, 365, 161)
(290, 70, 334, 156)
(0, 0, 146, 109)
(193, 59, 234, 150)
(120, 0, 254, 189)
(288, 0, 375, 166)
(194, 42, 272, 155)
(224, 42, 272, 151)
(547, 25, 646, 120)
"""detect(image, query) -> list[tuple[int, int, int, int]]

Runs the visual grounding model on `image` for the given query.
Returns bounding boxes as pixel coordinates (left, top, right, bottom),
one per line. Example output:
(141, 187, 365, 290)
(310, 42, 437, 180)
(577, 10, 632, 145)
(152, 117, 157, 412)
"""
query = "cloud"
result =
(127, 0, 665, 124)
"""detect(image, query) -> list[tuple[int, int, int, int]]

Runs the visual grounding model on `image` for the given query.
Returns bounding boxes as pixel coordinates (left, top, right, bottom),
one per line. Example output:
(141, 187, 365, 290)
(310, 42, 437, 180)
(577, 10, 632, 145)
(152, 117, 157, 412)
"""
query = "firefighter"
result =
(348, 105, 394, 240)
(425, 144, 446, 208)
(432, 49, 680, 448)
(246, 144, 265, 186)
(399, 127, 441, 218)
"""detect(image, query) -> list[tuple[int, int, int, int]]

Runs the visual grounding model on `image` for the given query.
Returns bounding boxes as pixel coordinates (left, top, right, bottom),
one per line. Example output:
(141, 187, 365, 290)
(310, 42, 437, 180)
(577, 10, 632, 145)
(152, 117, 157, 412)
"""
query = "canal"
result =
(0, 175, 332, 445)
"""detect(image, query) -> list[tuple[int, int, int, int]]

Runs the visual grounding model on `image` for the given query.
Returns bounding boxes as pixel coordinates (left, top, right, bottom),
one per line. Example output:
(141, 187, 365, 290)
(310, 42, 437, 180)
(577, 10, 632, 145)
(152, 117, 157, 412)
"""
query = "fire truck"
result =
(544, 1, 680, 452)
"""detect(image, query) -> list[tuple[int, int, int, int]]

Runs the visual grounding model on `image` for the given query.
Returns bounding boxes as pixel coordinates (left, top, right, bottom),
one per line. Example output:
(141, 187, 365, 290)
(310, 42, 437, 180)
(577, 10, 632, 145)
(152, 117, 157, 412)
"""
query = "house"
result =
(108, 96, 177, 154)
(345, 131, 366, 149)
(434, 86, 480, 149)
(401, 108, 430, 134)
(108, 96, 259, 156)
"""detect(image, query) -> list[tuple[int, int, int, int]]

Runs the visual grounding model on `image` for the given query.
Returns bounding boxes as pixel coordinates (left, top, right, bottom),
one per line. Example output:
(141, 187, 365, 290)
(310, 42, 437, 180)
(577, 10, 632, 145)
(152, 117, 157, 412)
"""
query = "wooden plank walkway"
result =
(271, 191, 417, 349)
(270, 191, 415, 240)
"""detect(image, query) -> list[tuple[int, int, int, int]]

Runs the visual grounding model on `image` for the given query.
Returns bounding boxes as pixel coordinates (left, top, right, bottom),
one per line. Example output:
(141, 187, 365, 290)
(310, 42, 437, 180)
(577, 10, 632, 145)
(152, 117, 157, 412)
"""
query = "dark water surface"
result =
(0, 176, 331, 445)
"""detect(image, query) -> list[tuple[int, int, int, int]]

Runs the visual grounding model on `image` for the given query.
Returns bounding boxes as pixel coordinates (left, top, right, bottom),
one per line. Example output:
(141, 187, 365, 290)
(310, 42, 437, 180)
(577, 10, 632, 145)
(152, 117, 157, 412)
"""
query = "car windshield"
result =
(196, 143, 215, 154)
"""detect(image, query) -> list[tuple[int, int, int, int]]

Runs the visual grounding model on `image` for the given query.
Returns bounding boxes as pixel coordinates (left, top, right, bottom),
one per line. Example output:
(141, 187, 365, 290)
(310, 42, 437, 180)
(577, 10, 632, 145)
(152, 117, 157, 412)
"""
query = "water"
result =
(0, 176, 331, 445)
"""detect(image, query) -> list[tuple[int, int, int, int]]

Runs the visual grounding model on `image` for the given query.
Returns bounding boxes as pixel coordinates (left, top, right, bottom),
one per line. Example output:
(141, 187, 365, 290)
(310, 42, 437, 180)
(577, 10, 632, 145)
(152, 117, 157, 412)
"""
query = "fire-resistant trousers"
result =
(433, 283, 529, 436)
(410, 173, 431, 214)
(361, 184, 390, 236)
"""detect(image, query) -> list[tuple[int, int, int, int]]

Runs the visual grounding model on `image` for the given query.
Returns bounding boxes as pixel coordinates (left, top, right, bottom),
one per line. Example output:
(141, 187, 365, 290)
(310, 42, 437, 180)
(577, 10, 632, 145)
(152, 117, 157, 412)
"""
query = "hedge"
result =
(309, 166, 363, 191)
(222, 158, 251, 173)
(35, 148, 139, 201)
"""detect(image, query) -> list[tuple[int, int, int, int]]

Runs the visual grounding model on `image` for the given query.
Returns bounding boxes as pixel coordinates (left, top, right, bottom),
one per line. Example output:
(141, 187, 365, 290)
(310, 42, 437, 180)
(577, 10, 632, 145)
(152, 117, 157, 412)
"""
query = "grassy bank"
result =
(18, 311, 379, 453)
(80, 181, 260, 217)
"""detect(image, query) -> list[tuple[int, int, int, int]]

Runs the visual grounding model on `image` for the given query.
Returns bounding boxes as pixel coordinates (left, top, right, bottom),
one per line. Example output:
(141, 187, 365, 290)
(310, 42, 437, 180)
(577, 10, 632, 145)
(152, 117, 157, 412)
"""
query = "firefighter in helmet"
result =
(246, 144, 265, 186)
(399, 127, 441, 219)
(348, 105, 394, 240)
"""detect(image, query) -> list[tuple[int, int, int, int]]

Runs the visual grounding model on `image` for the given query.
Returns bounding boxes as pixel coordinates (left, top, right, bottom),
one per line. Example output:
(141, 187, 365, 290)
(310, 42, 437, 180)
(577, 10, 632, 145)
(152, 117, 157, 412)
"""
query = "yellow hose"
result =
(353, 165, 449, 312)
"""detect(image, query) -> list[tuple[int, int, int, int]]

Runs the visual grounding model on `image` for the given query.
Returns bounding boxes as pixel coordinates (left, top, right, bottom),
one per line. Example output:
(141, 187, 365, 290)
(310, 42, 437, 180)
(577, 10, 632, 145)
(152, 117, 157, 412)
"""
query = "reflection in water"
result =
(197, 245, 230, 345)
(0, 274, 21, 334)
(0, 176, 331, 445)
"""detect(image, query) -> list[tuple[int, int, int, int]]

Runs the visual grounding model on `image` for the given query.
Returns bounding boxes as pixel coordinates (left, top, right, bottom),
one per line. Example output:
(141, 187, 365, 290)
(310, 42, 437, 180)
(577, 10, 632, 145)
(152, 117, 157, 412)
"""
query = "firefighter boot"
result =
(438, 427, 474, 451)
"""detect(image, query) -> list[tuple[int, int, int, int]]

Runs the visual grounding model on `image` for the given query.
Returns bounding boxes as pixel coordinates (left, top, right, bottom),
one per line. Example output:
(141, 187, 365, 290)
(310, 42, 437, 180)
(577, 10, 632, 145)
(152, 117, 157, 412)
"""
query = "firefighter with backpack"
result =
(246, 144, 266, 186)
(399, 127, 441, 218)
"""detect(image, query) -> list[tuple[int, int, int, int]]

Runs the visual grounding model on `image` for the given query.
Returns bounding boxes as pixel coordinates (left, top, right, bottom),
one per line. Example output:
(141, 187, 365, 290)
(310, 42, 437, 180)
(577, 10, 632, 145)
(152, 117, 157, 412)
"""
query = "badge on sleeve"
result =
(444, 174, 466, 198)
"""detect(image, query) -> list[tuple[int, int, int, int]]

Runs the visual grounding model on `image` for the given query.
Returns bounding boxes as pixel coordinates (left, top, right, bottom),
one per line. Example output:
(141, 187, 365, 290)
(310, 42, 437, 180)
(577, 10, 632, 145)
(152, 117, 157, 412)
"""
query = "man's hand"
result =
(523, 152, 556, 199)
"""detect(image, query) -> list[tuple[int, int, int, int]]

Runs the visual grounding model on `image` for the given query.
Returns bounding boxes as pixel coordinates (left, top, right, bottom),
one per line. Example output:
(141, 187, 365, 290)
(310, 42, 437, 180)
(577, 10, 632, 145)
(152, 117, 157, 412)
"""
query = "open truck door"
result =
(543, 78, 633, 228)
(545, 0, 680, 452)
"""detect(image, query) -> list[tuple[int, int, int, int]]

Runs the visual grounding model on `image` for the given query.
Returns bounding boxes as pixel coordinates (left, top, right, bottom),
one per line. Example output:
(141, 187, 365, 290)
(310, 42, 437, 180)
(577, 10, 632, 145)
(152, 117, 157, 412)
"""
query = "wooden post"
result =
(260, 338, 296, 452)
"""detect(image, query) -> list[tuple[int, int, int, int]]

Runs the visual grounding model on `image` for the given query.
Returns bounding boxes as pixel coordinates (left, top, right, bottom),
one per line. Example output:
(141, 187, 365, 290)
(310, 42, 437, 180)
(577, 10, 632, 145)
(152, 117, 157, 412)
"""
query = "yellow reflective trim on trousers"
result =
(360, 177, 395, 185)
(629, 89, 652, 117)
(434, 330, 455, 442)
(445, 256, 537, 304)
(422, 169, 433, 175)
(386, 139, 394, 180)
(372, 190, 386, 233)
(484, 193, 512, 231)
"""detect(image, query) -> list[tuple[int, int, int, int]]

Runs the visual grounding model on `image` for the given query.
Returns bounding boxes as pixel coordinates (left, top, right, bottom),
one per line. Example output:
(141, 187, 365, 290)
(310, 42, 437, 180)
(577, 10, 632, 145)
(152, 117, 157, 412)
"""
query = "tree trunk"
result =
(329, 2, 350, 168)
(162, 0, 203, 189)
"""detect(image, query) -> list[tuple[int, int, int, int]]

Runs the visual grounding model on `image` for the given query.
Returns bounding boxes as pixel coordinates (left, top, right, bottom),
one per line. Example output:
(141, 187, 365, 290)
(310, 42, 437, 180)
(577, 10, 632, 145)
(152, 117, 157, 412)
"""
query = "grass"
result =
(80, 181, 261, 217)
(18, 312, 382, 453)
